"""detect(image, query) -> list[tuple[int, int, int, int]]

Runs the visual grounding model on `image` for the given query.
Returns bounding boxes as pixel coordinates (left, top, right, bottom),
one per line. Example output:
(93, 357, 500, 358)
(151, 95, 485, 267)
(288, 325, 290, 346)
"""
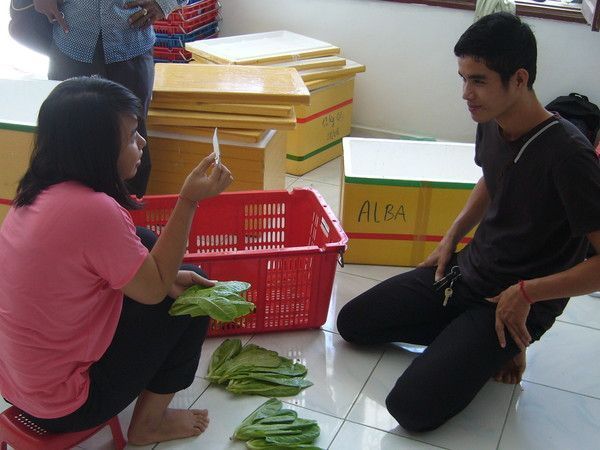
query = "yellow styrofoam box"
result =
(185, 30, 340, 65)
(146, 129, 286, 195)
(340, 138, 482, 267)
(286, 77, 355, 175)
(0, 79, 60, 225)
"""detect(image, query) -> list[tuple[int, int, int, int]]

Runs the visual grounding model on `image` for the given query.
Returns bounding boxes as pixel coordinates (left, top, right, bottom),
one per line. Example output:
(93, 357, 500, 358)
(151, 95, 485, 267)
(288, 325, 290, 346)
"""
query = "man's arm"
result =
(419, 176, 490, 280)
(521, 230, 600, 300)
(491, 229, 600, 351)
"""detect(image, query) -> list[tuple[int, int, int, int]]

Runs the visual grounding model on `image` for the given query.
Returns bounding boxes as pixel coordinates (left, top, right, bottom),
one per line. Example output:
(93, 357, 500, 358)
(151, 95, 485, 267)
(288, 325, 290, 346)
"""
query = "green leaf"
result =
(234, 400, 321, 449)
(168, 281, 254, 322)
(226, 379, 303, 397)
(236, 418, 318, 440)
(207, 338, 242, 376)
(235, 398, 283, 432)
(256, 409, 297, 424)
(246, 439, 323, 450)
(265, 424, 320, 445)
(249, 358, 308, 377)
(214, 345, 282, 382)
(246, 373, 313, 388)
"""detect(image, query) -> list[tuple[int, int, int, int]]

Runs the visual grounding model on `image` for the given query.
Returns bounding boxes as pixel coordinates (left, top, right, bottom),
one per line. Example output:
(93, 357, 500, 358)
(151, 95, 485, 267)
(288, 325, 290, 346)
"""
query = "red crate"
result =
(153, 8, 220, 35)
(153, 46, 193, 62)
(166, 0, 219, 22)
(130, 188, 348, 336)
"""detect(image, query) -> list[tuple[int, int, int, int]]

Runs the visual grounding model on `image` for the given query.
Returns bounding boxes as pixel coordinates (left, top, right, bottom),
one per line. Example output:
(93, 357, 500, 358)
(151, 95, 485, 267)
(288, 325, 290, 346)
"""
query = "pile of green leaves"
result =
(169, 281, 254, 322)
(233, 398, 323, 450)
(207, 339, 313, 397)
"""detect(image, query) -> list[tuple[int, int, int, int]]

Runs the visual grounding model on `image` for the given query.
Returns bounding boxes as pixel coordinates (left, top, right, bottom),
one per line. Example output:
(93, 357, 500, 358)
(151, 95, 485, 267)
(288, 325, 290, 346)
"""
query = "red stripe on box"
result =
(296, 99, 353, 124)
(347, 232, 472, 244)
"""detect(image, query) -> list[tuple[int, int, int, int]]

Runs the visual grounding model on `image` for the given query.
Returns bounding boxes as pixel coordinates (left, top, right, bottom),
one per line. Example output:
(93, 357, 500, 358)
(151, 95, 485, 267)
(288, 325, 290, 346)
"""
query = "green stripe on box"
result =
(286, 139, 342, 162)
(344, 177, 476, 189)
(0, 122, 36, 133)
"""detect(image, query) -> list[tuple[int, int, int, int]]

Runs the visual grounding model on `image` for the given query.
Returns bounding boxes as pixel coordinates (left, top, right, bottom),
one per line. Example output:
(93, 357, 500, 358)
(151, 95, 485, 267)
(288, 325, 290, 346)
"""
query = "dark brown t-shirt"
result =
(457, 116, 600, 319)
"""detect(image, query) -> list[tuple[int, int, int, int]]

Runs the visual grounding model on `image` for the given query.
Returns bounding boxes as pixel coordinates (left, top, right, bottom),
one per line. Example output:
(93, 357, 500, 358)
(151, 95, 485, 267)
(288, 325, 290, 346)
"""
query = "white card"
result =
(212, 127, 220, 166)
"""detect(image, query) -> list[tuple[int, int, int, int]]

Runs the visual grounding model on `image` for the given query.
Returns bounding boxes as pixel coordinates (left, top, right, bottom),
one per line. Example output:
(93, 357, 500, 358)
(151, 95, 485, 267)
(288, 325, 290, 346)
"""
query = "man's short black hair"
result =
(454, 12, 537, 89)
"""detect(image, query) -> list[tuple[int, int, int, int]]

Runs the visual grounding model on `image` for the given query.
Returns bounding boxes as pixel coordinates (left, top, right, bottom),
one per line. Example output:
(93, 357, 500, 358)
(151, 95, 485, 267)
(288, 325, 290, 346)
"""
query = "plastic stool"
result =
(0, 406, 126, 450)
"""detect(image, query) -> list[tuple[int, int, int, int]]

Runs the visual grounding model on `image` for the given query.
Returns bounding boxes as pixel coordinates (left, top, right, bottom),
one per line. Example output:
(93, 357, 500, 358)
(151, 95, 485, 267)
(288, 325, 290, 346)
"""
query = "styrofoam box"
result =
(0, 79, 60, 224)
(340, 137, 482, 266)
(146, 128, 287, 194)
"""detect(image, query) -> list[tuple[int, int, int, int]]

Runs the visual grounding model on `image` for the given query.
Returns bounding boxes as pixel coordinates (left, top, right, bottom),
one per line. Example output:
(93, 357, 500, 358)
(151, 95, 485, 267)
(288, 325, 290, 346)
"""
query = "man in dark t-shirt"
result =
(337, 12, 600, 432)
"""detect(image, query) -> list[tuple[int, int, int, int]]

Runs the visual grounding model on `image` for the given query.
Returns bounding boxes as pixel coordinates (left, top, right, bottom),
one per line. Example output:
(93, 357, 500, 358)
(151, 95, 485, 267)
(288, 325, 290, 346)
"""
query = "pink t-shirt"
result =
(0, 182, 148, 418)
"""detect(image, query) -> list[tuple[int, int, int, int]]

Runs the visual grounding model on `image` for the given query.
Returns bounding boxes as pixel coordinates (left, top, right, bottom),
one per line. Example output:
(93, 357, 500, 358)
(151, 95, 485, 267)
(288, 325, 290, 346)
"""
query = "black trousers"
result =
(48, 39, 154, 197)
(337, 257, 554, 432)
(27, 228, 209, 432)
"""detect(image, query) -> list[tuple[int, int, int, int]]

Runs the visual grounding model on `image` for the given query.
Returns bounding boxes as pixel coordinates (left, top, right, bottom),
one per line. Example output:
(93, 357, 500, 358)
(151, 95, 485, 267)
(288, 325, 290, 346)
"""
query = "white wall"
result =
(219, 0, 600, 143)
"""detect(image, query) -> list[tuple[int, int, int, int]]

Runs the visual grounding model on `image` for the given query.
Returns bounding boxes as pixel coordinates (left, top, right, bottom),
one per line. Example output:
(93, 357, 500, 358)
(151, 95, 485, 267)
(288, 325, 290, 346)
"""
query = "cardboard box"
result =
(0, 79, 60, 224)
(286, 77, 355, 175)
(340, 137, 482, 266)
(146, 128, 286, 194)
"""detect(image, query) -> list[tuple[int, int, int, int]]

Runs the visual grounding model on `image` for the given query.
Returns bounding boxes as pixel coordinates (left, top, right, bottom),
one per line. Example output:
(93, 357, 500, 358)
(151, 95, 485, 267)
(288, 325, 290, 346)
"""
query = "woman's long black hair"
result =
(14, 77, 142, 209)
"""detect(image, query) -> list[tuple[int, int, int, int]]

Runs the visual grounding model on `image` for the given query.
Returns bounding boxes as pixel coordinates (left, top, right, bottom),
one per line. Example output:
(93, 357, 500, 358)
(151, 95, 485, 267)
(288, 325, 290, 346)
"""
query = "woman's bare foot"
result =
(127, 408, 209, 446)
(494, 350, 526, 384)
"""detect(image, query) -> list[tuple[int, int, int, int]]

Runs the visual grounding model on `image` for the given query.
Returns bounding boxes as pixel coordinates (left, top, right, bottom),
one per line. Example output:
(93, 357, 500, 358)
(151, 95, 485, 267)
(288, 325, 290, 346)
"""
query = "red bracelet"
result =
(518, 280, 534, 304)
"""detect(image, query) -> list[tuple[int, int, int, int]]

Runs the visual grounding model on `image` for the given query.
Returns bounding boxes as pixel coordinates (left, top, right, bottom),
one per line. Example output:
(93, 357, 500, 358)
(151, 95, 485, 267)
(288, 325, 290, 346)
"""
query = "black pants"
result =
(337, 258, 553, 432)
(27, 228, 209, 432)
(48, 38, 154, 197)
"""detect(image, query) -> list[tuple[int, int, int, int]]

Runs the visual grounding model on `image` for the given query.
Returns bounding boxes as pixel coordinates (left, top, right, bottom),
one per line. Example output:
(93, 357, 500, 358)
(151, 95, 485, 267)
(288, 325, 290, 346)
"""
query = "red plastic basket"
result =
(153, 46, 193, 62)
(164, 0, 219, 22)
(130, 188, 348, 336)
(153, 8, 220, 35)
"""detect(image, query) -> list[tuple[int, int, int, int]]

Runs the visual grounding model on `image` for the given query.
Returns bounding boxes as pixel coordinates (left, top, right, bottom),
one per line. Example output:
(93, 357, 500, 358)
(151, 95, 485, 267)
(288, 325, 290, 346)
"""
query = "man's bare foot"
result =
(127, 408, 209, 446)
(494, 350, 526, 384)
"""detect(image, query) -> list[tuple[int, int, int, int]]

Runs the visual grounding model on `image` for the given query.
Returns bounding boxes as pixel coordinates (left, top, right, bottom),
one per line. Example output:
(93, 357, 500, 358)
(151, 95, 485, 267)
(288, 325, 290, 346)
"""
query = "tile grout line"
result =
(555, 318, 600, 332)
(335, 268, 391, 284)
(325, 346, 387, 449)
(342, 417, 450, 450)
(520, 378, 600, 401)
(495, 383, 518, 450)
(343, 347, 386, 422)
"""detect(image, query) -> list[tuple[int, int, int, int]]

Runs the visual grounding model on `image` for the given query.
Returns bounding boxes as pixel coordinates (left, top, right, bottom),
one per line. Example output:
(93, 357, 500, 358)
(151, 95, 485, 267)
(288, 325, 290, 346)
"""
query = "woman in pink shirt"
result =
(0, 77, 232, 445)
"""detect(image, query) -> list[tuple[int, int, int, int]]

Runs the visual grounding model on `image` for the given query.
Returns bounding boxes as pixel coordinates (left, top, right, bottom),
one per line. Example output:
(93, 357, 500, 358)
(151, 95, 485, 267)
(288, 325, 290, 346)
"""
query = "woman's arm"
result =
(122, 154, 232, 304)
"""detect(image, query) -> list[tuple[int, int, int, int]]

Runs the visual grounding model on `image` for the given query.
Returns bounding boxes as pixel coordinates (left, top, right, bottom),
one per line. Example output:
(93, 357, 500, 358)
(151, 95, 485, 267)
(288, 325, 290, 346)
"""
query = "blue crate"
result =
(154, 21, 218, 48)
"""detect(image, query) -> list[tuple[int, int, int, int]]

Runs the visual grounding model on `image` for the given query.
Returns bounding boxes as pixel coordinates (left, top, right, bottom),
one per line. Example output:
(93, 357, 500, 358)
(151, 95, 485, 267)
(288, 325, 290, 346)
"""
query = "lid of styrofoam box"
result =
(186, 30, 340, 64)
(343, 137, 481, 187)
(0, 79, 60, 131)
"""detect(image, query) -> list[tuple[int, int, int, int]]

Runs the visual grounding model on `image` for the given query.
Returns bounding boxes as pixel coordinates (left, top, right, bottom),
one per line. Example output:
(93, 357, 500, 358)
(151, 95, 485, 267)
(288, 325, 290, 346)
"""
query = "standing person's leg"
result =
(47, 38, 107, 80)
(106, 50, 154, 197)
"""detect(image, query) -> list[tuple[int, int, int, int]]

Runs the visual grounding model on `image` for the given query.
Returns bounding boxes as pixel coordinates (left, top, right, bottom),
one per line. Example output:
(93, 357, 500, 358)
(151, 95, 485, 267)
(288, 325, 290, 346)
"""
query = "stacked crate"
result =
(185, 31, 366, 175)
(146, 63, 310, 194)
(152, 0, 220, 64)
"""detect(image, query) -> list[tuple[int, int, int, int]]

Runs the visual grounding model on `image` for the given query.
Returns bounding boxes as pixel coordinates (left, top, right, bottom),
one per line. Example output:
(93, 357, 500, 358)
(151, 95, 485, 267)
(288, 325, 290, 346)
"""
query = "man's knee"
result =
(337, 303, 366, 344)
(385, 379, 449, 432)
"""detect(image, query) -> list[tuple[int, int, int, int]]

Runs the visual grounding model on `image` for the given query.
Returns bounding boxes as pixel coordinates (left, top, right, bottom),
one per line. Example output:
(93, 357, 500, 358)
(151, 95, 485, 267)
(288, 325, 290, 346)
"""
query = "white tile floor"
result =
(3, 158, 599, 450)
(2, 11, 600, 449)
